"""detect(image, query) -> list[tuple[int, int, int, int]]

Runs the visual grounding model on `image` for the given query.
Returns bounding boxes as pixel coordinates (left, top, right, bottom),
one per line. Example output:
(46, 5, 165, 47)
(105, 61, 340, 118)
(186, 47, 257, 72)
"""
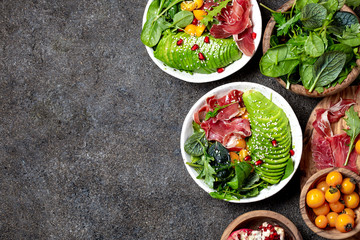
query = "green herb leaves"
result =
(184, 131, 208, 156)
(173, 10, 193, 28)
(301, 3, 327, 29)
(200, 0, 232, 26)
(344, 106, 360, 166)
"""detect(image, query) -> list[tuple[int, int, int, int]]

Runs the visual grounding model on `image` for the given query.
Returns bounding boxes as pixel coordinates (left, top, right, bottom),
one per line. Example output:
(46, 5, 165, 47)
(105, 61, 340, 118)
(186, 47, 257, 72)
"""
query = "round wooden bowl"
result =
(263, 0, 360, 98)
(300, 168, 360, 239)
(221, 210, 303, 240)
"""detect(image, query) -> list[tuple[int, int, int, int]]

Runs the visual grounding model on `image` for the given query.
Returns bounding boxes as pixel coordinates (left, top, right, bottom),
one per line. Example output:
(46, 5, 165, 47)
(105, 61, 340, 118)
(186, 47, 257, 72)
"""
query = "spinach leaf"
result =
(260, 44, 300, 77)
(141, 17, 163, 47)
(296, 0, 319, 11)
(277, 12, 301, 36)
(184, 131, 208, 156)
(300, 62, 315, 89)
(146, 0, 161, 20)
(172, 10, 193, 28)
(305, 32, 325, 57)
(281, 159, 294, 180)
(309, 51, 346, 91)
(327, 43, 354, 63)
(241, 172, 261, 189)
(192, 121, 202, 132)
(227, 162, 253, 190)
(301, 3, 327, 29)
(319, 0, 338, 14)
(208, 142, 230, 165)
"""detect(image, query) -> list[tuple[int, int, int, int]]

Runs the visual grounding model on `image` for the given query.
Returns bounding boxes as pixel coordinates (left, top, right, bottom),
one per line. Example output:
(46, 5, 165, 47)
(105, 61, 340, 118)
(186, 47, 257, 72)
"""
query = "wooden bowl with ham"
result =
(262, 0, 360, 97)
(300, 168, 360, 239)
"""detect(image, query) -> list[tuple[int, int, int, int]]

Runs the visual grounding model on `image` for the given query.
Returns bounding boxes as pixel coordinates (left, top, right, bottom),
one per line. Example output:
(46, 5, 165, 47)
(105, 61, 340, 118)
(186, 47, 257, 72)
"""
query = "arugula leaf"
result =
(200, 0, 232, 26)
(346, 0, 360, 8)
(277, 12, 301, 36)
(343, 106, 360, 166)
(204, 102, 236, 121)
(201, 155, 216, 188)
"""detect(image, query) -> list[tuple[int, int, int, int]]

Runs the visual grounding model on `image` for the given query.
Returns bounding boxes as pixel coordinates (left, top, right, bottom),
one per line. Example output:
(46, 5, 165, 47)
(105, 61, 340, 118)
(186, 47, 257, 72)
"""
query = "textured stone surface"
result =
(0, 0, 359, 239)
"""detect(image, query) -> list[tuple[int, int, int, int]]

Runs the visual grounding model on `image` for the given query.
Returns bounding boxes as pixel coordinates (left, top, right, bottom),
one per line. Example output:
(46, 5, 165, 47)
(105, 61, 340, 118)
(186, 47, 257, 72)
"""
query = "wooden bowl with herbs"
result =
(262, 0, 360, 98)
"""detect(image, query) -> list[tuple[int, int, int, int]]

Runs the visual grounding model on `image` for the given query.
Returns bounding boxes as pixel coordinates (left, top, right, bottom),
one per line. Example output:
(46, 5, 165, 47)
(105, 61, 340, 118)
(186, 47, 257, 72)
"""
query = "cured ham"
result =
(194, 90, 250, 150)
(311, 130, 334, 170)
(200, 117, 251, 145)
(209, 0, 255, 56)
(311, 98, 358, 173)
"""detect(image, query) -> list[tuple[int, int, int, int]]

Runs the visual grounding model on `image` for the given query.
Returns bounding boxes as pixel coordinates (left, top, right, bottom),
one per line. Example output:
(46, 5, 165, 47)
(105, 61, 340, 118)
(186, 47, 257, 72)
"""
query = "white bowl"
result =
(142, 0, 262, 83)
(180, 82, 303, 203)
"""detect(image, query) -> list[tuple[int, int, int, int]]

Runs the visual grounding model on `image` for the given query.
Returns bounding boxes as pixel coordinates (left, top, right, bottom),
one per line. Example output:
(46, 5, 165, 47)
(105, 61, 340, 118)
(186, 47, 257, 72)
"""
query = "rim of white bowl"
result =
(180, 82, 303, 203)
(141, 0, 262, 83)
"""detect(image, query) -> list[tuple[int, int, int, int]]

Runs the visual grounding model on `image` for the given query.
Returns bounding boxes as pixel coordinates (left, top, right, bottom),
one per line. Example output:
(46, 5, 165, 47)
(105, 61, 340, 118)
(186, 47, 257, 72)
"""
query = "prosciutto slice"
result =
(209, 0, 255, 56)
(311, 98, 358, 173)
(200, 117, 251, 144)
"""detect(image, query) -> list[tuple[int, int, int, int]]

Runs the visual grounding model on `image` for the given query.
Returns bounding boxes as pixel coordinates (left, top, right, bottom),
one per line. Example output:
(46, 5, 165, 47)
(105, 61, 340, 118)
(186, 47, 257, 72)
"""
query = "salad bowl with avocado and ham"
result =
(141, 0, 262, 82)
(180, 82, 303, 202)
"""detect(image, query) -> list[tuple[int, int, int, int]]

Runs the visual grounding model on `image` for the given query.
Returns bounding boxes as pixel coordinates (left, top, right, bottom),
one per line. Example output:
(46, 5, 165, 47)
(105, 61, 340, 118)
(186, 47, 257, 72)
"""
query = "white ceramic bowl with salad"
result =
(141, 0, 262, 83)
(180, 82, 303, 203)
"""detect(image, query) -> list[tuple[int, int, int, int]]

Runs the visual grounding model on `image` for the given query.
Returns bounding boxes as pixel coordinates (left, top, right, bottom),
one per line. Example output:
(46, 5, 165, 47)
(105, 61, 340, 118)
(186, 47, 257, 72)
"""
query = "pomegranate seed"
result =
(271, 139, 278, 147)
(177, 39, 183, 46)
(178, 29, 184, 32)
(191, 44, 199, 51)
(198, 52, 205, 60)
(255, 160, 263, 166)
(217, 67, 224, 73)
(204, 36, 210, 43)
(244, 155, 251, 161)
(252, 32, 257, 39)
(192, 18, 198, 25)
(290, 149, 295, 156)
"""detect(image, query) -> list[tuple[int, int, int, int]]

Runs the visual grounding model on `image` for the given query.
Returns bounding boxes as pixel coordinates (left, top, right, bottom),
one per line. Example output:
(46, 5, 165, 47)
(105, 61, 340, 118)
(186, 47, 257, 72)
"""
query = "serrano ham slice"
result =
(311, 130, 334, 169)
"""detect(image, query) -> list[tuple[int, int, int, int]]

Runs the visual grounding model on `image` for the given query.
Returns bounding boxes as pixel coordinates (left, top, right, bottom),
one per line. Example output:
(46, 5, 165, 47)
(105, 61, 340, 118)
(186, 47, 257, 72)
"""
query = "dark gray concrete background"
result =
(1, 0, 359, 239)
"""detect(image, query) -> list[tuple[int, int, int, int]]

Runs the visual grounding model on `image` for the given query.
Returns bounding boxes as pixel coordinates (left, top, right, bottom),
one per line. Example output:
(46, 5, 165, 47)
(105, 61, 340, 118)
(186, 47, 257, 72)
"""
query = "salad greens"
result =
(260, 0, 360, 93)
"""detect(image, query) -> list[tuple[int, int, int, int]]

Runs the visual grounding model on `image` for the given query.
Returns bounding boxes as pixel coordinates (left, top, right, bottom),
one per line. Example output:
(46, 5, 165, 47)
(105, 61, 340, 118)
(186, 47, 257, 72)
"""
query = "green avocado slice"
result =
(154, 32, 242, 73)
(243, 90, 293, 184)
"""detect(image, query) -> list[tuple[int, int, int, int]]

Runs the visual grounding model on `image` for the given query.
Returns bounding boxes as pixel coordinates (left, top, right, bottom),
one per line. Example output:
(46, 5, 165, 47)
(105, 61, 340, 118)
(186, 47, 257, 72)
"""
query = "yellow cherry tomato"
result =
(306, 189, 325, 208)
(326, 170, 343, 187)
(344, 192, 360, 209)
(184, 24, 197, 36)
(316, 180, 329, 193)
(342, 208, 356, 219)
(327, 212, 339, 228)
(180, 1, 196, 11)
(335, 214, 354, 233)
(313, 202, 330, 216)
(229, 152, 240, 163)
(193, 10, 207, 20)
(329, 201, 345, 213)
(355, 139, 360, 154)
(195, 24, 206, 37)
(341, 177, 356, 195)
(239, 149, 249, 161)
(325, 186, 341, 203)
(235, 138, 247, 149)
(315, 215, 328, 229)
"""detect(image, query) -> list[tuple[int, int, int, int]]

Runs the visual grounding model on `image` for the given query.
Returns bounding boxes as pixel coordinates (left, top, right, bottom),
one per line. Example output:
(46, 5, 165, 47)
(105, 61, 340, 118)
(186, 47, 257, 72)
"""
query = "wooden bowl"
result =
(221, 210, 303, 240)
(262, 0, 360, 98)
(300, 168, 360, 239)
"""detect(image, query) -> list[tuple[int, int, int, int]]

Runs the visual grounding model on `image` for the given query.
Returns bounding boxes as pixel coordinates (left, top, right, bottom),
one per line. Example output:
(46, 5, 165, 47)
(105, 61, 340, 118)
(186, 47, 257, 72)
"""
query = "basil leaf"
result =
(184, 132, 208, 156)
(141, 17, 163, 47)
(305, 32, 325, 57)
(227, 162, 253, 190)
(301, 3, 327, 29)
(208, 142, 230, 165)
(260, 44, 300, 77)
(296, 0, 319, 11)
(173, 10, 194, 28)
(281, 159, 294, 180)
(309, 51, 346, 91)
(327, 43, 354, 63)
